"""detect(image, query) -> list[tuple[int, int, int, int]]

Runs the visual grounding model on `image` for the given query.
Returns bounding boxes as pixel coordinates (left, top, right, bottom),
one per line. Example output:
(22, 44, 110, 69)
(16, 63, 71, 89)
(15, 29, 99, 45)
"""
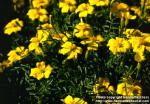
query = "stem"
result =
(119, 18, 124, 34)
(37, 97, 42, 104)
(136, 63, 141, 78)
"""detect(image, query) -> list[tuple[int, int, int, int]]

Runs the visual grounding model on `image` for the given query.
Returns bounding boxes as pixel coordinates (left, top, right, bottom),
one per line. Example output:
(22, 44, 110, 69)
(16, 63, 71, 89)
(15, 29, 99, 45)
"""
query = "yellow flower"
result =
(0, 60, 12, 72)
(59, 41, 82, 60)
(134, 52, 145, 63)
(107, 37, 131, 55)
(147, 15, 150, 22)
(40, 23, 53, 30)
(124, 11, 137, 20)
(143, 0, 150, 9)
(32, 0, 50, 8)
(93, 84, 100, 94)
(129, 37, 145, 52)
(123, 29, 142, 38)
(130, 6, 142, 17)
(4, 18, 23, 35)
(28, 37, 43, 55)
(89, 0, 109, 6)
(7, 46, 28, 63)
(93, 77, 114, 94)
(111, 2, 129, 15)
(63, 95, 88, 104)
(81, 35, 104, 51)
(128, 34, 150, 62)
(28, 29, 49, 55)
(37, 29, 50, 42)
(117, 82, 142, 96)
(63, 95, 74, 104)
(111, 2, 136, 20)
(52, 33, 70, 42)
(59, 0, 76, 13)
(142, 33, 150, 52)
(75, 3, 94, 18)
(74, 22, 92, 38)
(30, 61, 53, 80)
(27, 8, 48, 22)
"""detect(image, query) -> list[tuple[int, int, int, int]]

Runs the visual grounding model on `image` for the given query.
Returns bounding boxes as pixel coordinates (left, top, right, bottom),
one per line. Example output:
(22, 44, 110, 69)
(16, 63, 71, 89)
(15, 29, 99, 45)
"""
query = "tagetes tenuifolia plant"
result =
(0, 0, 150, 103)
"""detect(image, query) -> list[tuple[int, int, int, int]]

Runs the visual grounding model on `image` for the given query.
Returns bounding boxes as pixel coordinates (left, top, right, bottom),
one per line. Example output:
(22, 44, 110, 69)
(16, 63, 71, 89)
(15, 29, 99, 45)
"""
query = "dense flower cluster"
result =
(1, 0, 149, 103)
(93, 77, 142, 96)
(111, 2, 136, 20)
(28, 23, 52, 55)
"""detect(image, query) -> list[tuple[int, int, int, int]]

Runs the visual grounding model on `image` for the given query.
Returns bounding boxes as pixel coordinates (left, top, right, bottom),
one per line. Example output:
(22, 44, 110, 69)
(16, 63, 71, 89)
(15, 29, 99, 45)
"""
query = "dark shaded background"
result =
(0, 0, 14, 54)
(0, 0, 17, 104)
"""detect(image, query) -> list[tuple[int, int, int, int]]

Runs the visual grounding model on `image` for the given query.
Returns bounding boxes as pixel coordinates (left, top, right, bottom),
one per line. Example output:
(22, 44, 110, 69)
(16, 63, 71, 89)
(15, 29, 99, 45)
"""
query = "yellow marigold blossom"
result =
(32, 0, 50, 8)
(111, 2, 129, 14)
(52, 33, 70, 42)
(128, 33, 150, 62)
(41, 23, 53, 30)
(75, 3, 94, 18)
(59, 41, 82, 60)
(59, 0, 76, 13)
(4, 18, 23, 35)
(81, 35, 104, 51)
(107, 37, 131, 55)
(89, 0, 109, 6)
(123, 29, 142, 38)
(93, 77, 114, 94)
(130, 6, 142, 17)
(37, 23, 53, 44)
(27, 8, 48, 22)
(37, 29, 50, 42)
(63, 95, 88, 104)
(30, 61, 53, 80)
(28, 37, 43, 55)
(28, 29, 49, 55)
(111, 2, 136, 20)
(124, 12, 137, 20)
(134, 52, 145, 63)
(147, 15, 150, 22)
(124, 30, 150, 51)
(117, 82, 142, 96)
(129, 36, 144, 52)
(143, 0, 150, 9)
(74, 22, 92, 38)
(7, 46, 28, 63)
(0, 60, 12, 72)
(128, 36, 150, 62)
(143, 33, 150, 52)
